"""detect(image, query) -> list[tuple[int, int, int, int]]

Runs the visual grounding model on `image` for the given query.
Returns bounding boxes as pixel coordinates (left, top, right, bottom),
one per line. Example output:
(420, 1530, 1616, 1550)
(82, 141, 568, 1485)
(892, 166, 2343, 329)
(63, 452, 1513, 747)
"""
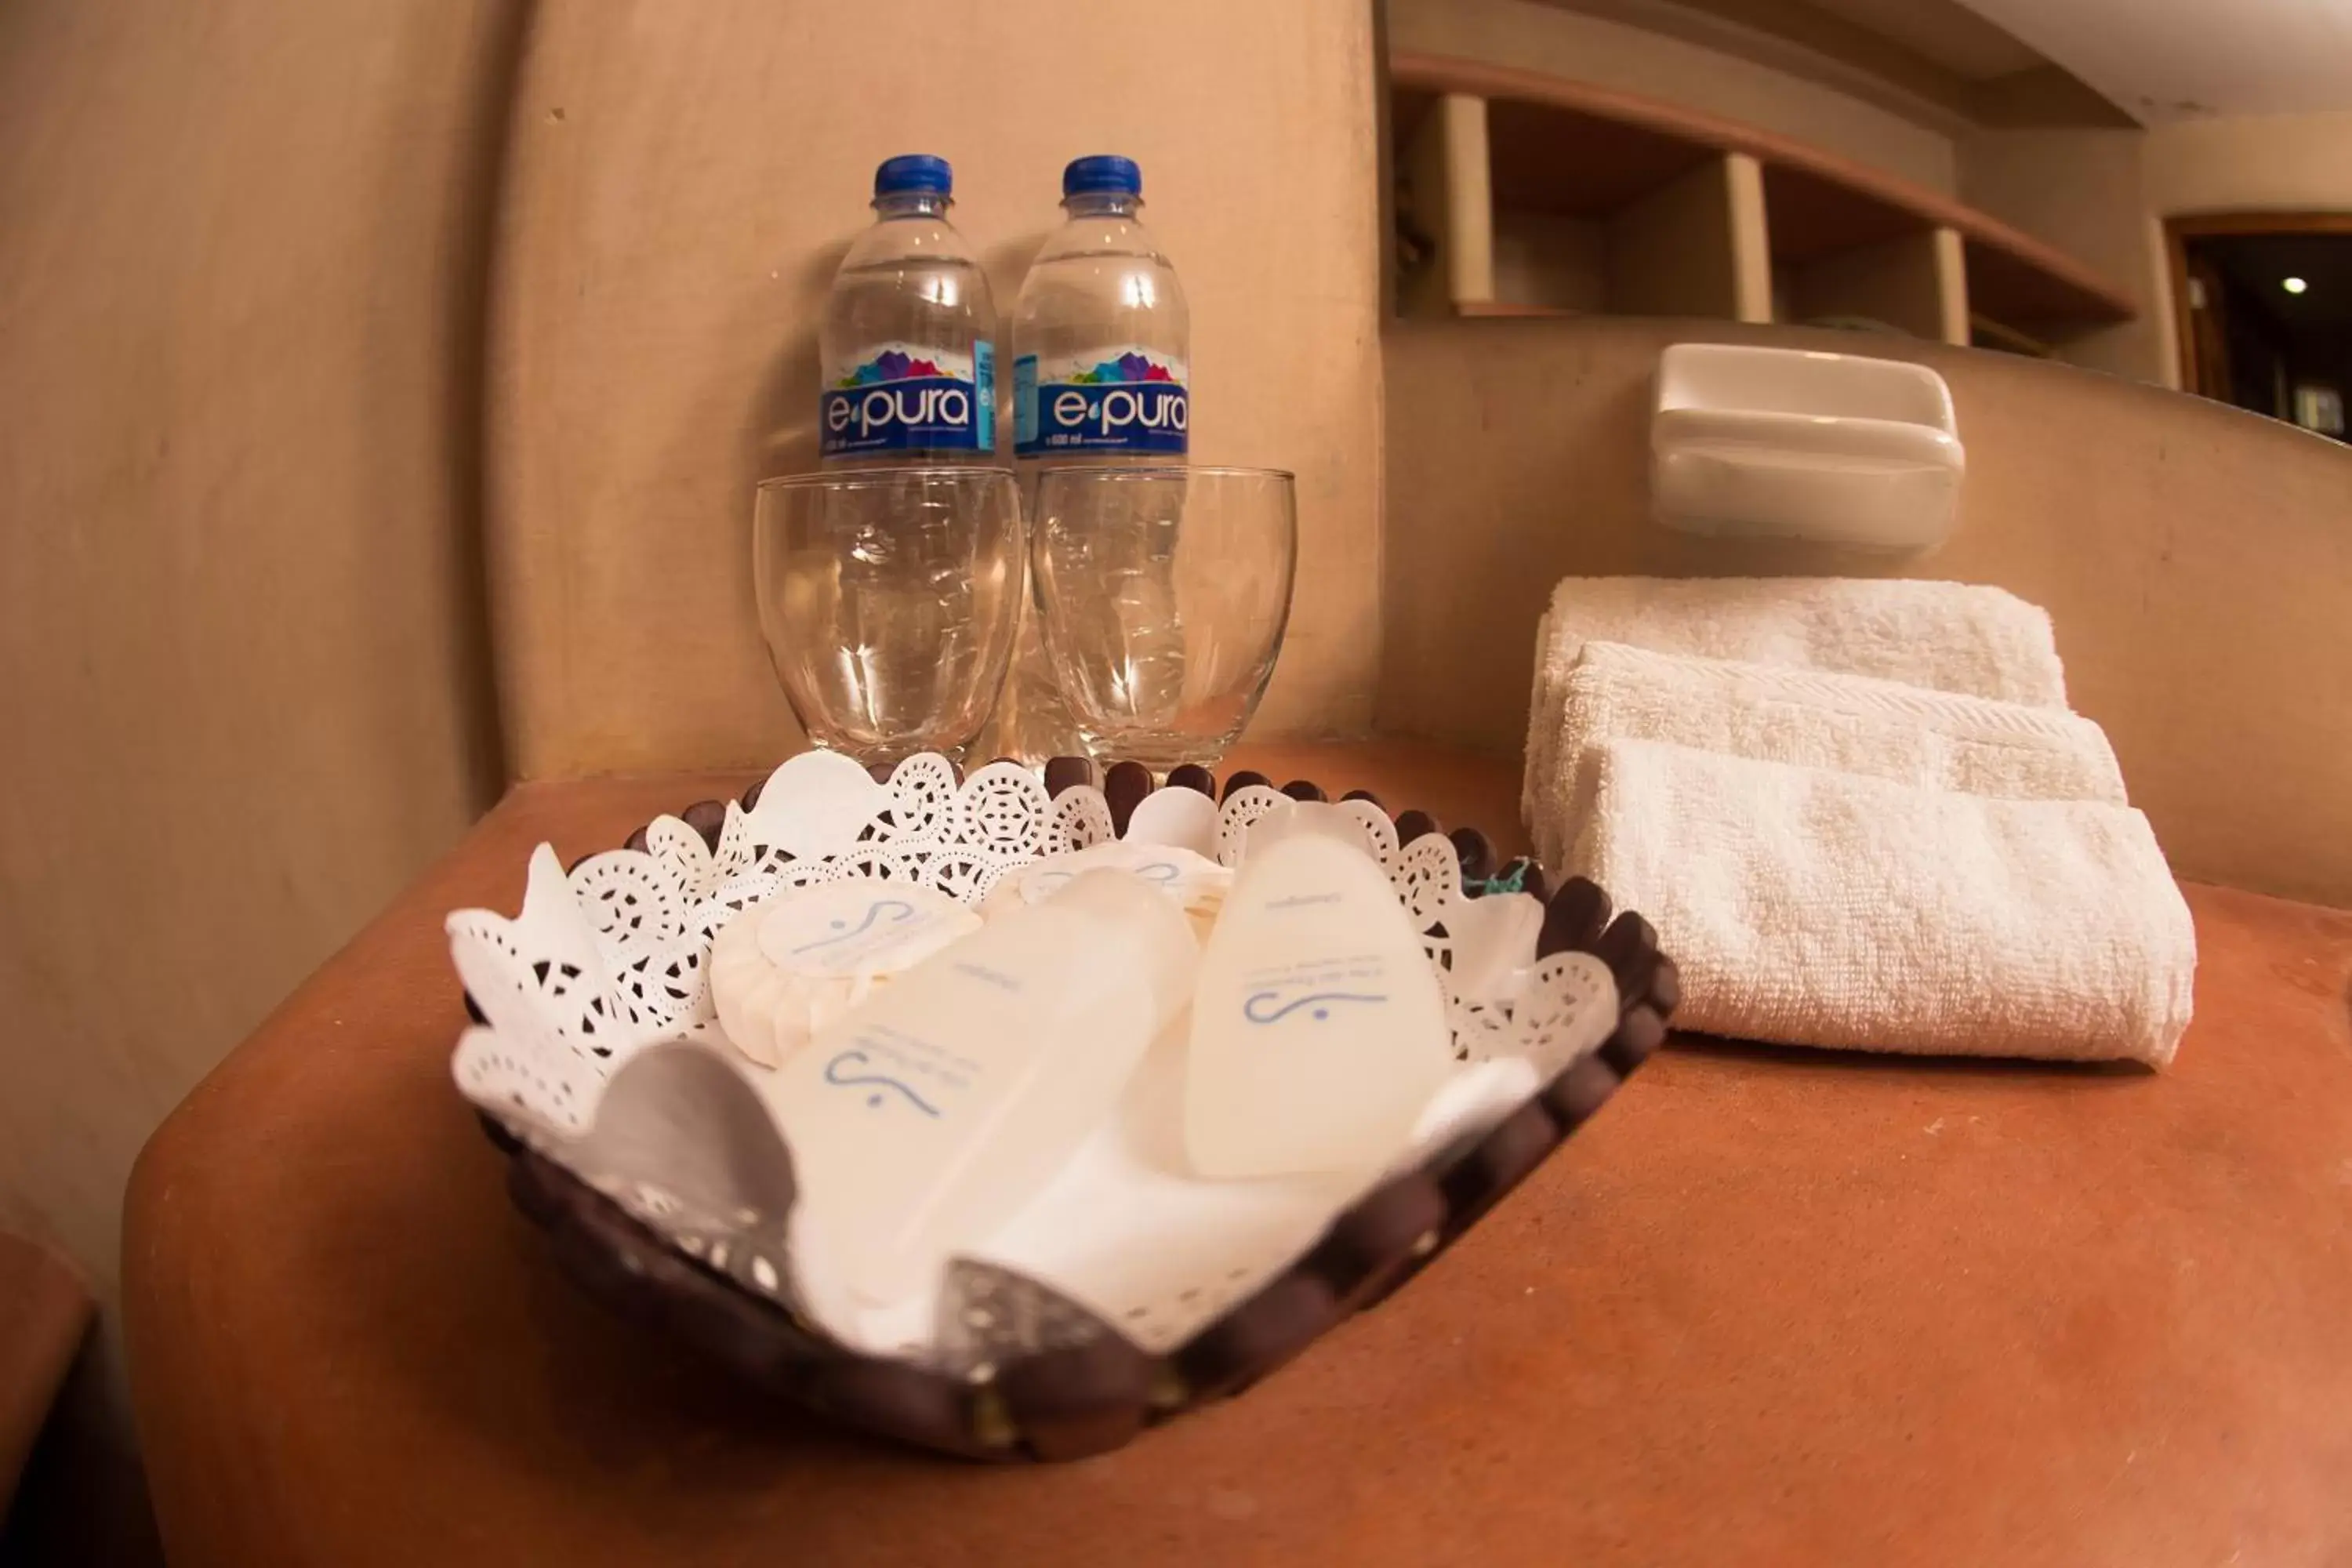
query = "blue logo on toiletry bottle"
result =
(1242, 988, 1388, 1025)
(1014, 349, 1188, 456)
(822, 1047, 942, 1117)
(822, 344, 993, 457)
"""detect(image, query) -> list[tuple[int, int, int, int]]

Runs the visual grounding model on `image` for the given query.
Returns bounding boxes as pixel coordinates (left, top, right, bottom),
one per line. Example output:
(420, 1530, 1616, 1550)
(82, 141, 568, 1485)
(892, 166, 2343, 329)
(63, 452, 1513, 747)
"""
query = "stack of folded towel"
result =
(1526, 578, 2197, 1066)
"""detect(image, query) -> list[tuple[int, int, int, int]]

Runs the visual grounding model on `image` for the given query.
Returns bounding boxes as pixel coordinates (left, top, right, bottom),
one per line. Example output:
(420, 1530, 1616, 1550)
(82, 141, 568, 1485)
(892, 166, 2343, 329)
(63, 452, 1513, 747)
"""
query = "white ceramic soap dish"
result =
(1651, 342, 1963, 551)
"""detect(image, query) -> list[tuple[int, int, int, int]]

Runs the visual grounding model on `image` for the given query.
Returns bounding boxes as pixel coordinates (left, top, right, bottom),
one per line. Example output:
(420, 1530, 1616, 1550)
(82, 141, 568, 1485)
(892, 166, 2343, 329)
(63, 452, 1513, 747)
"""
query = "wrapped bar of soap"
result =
(983, 840, 1233, 943)
(710, 881, 982, 1068)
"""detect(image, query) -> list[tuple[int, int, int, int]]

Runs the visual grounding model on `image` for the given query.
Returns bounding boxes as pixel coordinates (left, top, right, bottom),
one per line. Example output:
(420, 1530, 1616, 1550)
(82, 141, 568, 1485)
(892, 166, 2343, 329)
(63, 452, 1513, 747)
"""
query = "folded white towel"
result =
(1523, 577, 2067, 826)
(1532, 641, 2127, 867)
(1566, 739, 2196, 1065)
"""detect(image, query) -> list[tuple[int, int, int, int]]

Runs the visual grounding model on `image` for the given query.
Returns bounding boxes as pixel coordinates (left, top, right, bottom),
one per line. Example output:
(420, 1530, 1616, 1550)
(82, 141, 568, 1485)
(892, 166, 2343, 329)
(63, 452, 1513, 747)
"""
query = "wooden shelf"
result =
(1484, 96, 1717, 216)
(1396, 82, 1771, 325)
(1454, 301, 1577, 318)
(1759, 163, 1965, 343)
(1762, 162, 1920, 263)
(1969, 312, 2056, 358)
(1390, 50, 2137, 339)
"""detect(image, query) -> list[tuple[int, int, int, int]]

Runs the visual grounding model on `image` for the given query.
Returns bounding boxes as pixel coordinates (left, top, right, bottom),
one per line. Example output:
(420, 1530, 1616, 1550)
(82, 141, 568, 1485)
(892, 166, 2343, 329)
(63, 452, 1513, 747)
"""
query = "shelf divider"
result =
(1392, 49, 2137, 331)
(1401, 91, 1494, 316)
(1779, 225, 1969, 343)
(1605, 151, 1772, 323)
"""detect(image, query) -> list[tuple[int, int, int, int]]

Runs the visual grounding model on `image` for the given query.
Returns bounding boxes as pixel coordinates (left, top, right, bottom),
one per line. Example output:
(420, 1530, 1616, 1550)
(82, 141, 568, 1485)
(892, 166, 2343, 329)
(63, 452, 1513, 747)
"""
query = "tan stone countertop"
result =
(124, 742, 2352, 1566)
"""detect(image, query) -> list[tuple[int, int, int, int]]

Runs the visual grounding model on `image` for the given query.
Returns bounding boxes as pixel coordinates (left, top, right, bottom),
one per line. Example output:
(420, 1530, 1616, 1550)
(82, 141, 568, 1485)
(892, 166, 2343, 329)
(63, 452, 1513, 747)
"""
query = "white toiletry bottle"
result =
(762, 869, 1197, 1307)
(1186, 805, 1454, 1179)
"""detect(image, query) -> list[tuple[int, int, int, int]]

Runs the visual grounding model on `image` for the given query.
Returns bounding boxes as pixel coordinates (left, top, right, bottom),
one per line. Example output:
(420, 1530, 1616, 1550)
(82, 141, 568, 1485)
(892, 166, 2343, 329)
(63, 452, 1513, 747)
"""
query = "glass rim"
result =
(754, 465, 1017, 492)
(1033, 463, 1296, 483)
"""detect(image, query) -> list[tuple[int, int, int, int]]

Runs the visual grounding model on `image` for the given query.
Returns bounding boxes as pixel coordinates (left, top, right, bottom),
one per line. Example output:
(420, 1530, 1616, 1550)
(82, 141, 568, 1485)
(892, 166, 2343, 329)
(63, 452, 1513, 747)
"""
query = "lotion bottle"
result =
(763, 869, 1196, 1307)
(1185, 805, 1453, 1179)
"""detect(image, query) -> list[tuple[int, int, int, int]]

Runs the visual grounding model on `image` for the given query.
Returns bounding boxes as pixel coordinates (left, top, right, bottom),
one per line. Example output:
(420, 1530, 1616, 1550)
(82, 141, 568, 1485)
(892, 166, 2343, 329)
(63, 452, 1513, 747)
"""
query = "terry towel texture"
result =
(1568, 740, 2197, 1066)
(1523, 576, 2196, 1065)
(1532, 641, 2127, 869)
(1525, 576, 2067, 823)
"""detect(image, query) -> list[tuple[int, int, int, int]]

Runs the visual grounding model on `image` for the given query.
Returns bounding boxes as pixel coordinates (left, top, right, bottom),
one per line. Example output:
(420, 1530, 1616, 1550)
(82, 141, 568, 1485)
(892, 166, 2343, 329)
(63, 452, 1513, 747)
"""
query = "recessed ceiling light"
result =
(2283, 276, 2310, 294)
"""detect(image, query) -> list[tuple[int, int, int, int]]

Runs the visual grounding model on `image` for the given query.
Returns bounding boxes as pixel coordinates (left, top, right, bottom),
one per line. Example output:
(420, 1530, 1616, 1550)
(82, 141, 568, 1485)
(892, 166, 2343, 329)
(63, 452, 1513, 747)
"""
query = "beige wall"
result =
(1381, 316, 2352, 908)
(1387, 0, 1959, 194)
(2133, 111, 2352, 390)
(1958, 128, 2172, 383)
(0, 0, 514, 1556)
(1957, 112, 2352, 392)
(2146, 111, 2352, 216)
(490, 0, 1387, 779)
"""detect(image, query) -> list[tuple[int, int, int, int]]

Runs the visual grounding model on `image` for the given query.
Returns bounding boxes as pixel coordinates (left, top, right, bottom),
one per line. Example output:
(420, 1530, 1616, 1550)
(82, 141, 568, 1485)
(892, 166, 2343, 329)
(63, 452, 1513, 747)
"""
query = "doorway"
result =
(2166, 212, 2352, 441)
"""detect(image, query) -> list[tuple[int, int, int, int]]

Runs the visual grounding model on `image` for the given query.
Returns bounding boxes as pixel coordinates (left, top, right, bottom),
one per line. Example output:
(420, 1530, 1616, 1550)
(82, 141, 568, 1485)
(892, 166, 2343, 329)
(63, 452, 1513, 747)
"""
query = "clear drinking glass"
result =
(752, 467, 1025, 766)
(1029, 465, 1297, 770)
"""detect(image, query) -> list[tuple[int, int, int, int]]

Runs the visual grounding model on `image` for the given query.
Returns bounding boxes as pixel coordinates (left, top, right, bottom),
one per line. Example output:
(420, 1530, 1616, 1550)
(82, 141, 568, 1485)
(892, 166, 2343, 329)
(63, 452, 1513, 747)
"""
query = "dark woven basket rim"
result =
(472, 756, 1680, 1462)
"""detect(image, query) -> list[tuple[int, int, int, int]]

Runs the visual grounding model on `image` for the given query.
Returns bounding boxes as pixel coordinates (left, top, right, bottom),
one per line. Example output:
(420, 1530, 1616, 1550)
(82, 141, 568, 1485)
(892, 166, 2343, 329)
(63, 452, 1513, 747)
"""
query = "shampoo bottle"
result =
(763, 869, 1196, 1306)
(1186, 805, 1454, 1179)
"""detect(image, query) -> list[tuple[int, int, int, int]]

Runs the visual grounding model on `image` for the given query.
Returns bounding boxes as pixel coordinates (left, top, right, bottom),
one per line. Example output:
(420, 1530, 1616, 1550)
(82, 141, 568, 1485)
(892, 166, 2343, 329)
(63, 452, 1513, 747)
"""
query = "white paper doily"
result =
(448, 750, 1618, 1361)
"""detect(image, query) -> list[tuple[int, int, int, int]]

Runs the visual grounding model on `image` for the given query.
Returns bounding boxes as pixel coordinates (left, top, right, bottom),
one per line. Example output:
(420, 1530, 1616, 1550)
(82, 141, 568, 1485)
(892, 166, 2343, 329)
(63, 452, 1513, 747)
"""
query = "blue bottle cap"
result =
(1062, 154, 1142, 198)
(873, 154, 953, 199)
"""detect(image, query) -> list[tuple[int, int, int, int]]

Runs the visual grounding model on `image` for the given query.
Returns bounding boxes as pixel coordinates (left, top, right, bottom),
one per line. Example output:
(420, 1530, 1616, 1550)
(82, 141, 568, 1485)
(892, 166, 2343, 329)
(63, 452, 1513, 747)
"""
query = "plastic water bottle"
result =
(990, 155, 1190, 761)
(819, 154, 997, 463)
(1013, 154, 1189, 466)
(808, 156, 999, 760)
